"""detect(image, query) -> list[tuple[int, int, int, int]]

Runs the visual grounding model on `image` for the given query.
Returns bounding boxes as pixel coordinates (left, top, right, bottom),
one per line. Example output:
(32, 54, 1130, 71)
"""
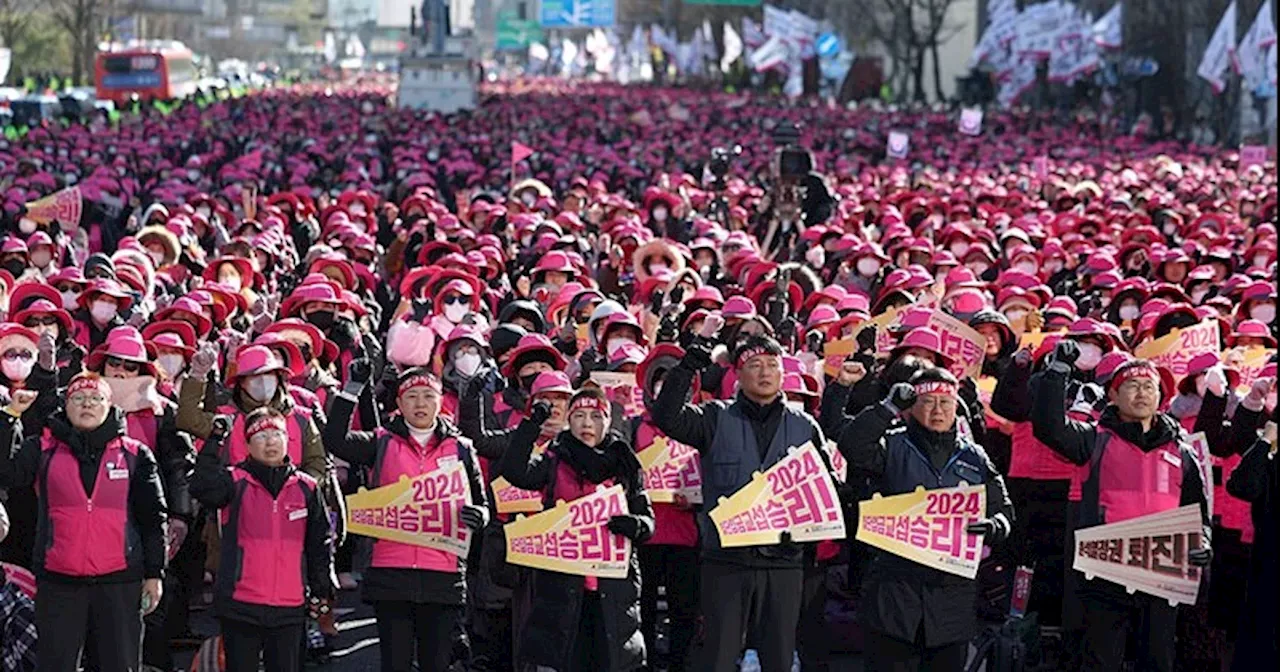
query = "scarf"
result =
(556, 432, 636, 486)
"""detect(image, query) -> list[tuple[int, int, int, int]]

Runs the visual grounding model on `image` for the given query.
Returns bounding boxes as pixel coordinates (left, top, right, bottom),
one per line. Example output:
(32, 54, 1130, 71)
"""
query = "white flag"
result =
(702, 20, 718, 61)
(529, 42, 549, 61)
(743, 17, 766, 48)
(751, 35, 790, 72)
(1237, 0, 1277, 93)
(763, 5, 791, 38)
(1197, 1, 1237, 93)
(998, 60, 1039, 108)
(722, 21, 743, 72)
(651, 25, 678, 56)
(1094, 3, 1123, 49)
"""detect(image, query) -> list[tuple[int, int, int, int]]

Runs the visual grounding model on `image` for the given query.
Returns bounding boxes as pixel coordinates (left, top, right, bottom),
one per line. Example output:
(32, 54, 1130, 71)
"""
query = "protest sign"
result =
(925, 310, 987, 378)
(1185, 432, 1213, 518)
(636, 435, 704, 504)
(822, 306, 901, 377)
(1033, 155, 1050, 179)
(708, 442, 846, 547)
(590, 371, 644, 418)
(346, 462, 473, 556)
(856, 484, 986, 579)
(1072, 505, 1205, 606)
(886, 131, 910, 159)
(959, 107, 983, 135)
(1227, 346, 1275, 394)
(1019, 330, 1052, 352)
(504, 484, 631, 578)
(1134, 320, 1221, 382)
(24, 186, 83, 229)
(822, 440, 848, 484)
(1239, 145, 1268, 171)
(492, 442, 548, 514)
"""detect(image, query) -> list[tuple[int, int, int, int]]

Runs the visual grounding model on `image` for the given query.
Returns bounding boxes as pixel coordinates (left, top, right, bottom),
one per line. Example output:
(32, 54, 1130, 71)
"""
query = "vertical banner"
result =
(504, 484, 631, 578)
(345, 464, 474, 555)
(708, 443, 846, 547)
(925, 310, 988, 378)
(1072, 505, 1205, 606)
(856, 484, 987, 579)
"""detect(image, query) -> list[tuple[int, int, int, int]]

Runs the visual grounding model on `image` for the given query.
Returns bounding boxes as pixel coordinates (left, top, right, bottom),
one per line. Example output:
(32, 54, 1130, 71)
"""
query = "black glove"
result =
(347, 358, 372, 385)
(409, 299, 432, 323)
(307, 595, 333, 620)
(210, 415, 232, 441)
(684, 341, 714, 371)
(885, 382, 918, 414)
(966, 519, 996, 536)
(855, 324, 878, 354)
(1188, 547, 1212, 567)
(463, 375, 487, 400)
(528, 400, 553, 425)
(778, 530, 797, 547)
(459, 504, 488, 531)
(958, 377, 980, 408)
(607, 514, 649, 542)
(1047, 339, 1080, 371)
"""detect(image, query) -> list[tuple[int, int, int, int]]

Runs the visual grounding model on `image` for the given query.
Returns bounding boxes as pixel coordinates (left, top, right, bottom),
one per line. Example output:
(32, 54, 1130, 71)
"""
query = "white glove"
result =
(1203, 366, 1228, 397)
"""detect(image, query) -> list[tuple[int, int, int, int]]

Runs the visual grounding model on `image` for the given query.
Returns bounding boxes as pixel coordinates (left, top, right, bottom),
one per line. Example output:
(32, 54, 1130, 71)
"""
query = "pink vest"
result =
(1066, 407, 1100, 502)
(126, 408, 161, 451)
(1093, 429, 1183, 525)
(71, 319, 91, 350)
(369, 430, 463, 573)
(39, 435, 139, 577)
(551, 457, 615, 591)
(1009, 420, 1079, 481)
(287, 384, 321, 415)
(219, 404, 309, 466)
(221, 468, 313, 607)
(1214, 454, 1254, 542)
(634, 419, 697, 547)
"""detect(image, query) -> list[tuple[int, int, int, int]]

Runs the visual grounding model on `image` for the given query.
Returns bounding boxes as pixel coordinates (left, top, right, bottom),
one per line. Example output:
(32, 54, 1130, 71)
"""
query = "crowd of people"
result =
(0, 80, 1275, 672)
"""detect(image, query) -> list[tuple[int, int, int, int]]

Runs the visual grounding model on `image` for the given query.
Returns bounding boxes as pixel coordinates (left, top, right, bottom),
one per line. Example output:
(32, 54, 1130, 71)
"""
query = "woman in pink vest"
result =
(190, 408, 333, 672)
(323, 364, 488, 672)
(499, 387, 653, 672)
(0, 373, 168, 672)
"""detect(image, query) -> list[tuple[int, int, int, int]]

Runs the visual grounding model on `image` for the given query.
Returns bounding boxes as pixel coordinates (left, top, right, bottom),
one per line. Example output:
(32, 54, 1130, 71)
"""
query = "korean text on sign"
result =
(504, 484, 631, 579)
(1073, 504, 1205, 606)
(856, 484, 986, 579)
(709, 442, 846, 548)
(636, 436, 704, 504)
(346, 462, 473, 556)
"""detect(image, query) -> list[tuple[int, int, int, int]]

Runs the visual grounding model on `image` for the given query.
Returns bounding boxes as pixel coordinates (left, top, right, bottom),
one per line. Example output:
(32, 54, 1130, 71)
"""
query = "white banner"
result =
(743, 16, 765, 48)
(1050, 28, 1101, 83)
(723, 21, 744, 72)
(1093, 2, 1123, 49)
(1073, 505, 1206, 606)
(763, 4, 791, 38)
(998, 59, 1039, 108)
(1238, 0, 1277, 94)
(751, 34, 790, 73)
(1015, 0, 1069, 59)
(651, 25, 678, 56)
(1197, 0, 1238, 93)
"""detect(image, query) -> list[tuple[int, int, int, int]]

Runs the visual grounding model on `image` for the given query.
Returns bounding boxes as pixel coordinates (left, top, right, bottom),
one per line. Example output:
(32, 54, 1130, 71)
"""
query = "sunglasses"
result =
(442, 295, 469, 306)
(24, 316, 60, 327)
(105, 357, 141, 372)
(54, 285, 80, 293)
(2, 349, 34, 362)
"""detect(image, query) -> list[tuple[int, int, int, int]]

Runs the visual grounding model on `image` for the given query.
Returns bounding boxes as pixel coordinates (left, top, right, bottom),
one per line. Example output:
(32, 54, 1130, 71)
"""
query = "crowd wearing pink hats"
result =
(0, 79, 1274, 672)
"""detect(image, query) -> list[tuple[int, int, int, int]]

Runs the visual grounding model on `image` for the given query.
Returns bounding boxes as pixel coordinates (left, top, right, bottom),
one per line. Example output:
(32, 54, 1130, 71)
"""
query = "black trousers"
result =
(1078, 588, 1175, 672)
(797, 562, 832, 672)
(35, 579, 142, 672)
(863, 628, 967, 672)
(1006, 477, 1069, 626)
(467, 605, 513, 672)
(220, 618, 304, 672)
(695, 562, 803, 672)
(374, 600, 462, 672)
(638, 544, 700, 672)
(566, 592, 607, 672)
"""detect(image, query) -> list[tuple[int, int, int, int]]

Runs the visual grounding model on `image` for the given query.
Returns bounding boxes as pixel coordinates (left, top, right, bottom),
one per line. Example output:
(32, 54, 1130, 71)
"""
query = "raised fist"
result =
(210, 415, 232, 440)
(529, 400, 553, 425)
(1047, 339, 1080, 370)
(837, 360, 867, 388)
(8, 389, 38, 415)
(347, 358, 372, 385)
(37, 331, 56, 370)
(886, 382, 918, 414)
(190, 342, 219, 378)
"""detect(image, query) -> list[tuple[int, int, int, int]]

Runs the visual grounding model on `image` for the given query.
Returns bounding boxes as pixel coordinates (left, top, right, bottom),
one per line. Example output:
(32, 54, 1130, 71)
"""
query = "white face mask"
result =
(652, 208, 668, 222)
(969, 262, 990, 275)
(219, 274, 242, 291)
(187, 169, 201, 182)
(91, 300, 118, 323)
(148, 250, 166, 267)
(521, 191, 536, 206)
(245, 375, 279, 403)
(1250, 303, 1276, 324)
(949, 241, 970, 256)
(606, 337, 633, 357)
(1004, 308, 1028, 324)
(649, 262, 668, 275)
(856, 258, 881, 276)
(444, 303, 469, 323)
(1076, 343, 1103, 371)
(1253, 255, 1269, 269)
(62, 290, 79, 310)
(1044, 260, 1064, 274)
(30, 251, 51, 268)
(196, 205, 211, 219)
(157, 353, 186, 379)
(1190, 288, 1209, 304)
(1014, 261, 1038, 275)
(454, 352, 482, 377)
(18, 218, 36, 234)
(1119, 304, 1140, 321)
(2, 358, 35, 382)
(785, 400, 806, 414)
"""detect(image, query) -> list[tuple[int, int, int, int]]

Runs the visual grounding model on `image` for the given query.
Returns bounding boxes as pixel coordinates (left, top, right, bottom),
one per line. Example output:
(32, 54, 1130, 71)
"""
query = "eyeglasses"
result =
(2, 350, 34, 362)
(53, 285, 80, 294)
(105, 357, 141, 372)
(24, 317, 60, 327)
(68, 394, 107, 407)
(442, 295, 469, 306)
(249, 429, 287, 444)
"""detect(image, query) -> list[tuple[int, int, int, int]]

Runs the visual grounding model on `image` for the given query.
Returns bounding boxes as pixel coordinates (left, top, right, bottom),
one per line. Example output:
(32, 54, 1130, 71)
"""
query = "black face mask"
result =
(2, 259, 27, 278)
(305, 311, 335, 332)
(520, 373, 539, 391)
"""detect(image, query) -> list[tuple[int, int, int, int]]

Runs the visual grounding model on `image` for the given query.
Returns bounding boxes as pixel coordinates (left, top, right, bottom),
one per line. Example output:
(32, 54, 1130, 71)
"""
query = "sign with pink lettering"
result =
(504, 484, 632, 579)
(856, 484, 986, 579)
(636, 435, 703, 504)
(708, 442, 846, 547)
(346, 462, 473, 556)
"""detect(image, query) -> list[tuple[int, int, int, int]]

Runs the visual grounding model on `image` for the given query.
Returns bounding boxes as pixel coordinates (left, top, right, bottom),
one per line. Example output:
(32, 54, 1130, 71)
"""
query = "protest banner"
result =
(504, 484, 631, 579)
(887, 131, 910, 159)
(1134, 320, 1221, 382)
(821, 306, 901, 377)
(1018, 329, 1052, 352)
(959, 107, 984, 135)
(636, 435, 704, 504)
(1072, 504, 1205, 606)
(925, 310, 987, 378)
(589, 371, 644, 418)
(855, 483, 987, 579)
(1239, 145, 1268, 171)
(491, 442, 548, 514)
(1185, 432, 1213, 518)
(24, 186, 83, 229)
(346, 461, 473, 556)
(1227, 346, 1275, 394)
(708, 442, 846, 547)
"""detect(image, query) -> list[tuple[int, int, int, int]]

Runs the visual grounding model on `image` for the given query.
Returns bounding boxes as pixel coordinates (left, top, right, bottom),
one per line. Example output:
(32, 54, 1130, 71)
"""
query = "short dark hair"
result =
(908, 367, 959, 387)
(732, 334, 784, 365)
(882, 354, 933, 386)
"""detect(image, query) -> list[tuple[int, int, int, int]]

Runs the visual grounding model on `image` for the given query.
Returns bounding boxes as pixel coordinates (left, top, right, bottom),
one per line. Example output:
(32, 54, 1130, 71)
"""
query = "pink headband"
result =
(1109, 363, 1160, 392)
(246, 414, 288, 439)
(399, 373, 443, 396)
(914, 381, 958, 398)
(569, 396, 610, 415)
(735, 346, 779, 370)
(67, 375, 111, 400)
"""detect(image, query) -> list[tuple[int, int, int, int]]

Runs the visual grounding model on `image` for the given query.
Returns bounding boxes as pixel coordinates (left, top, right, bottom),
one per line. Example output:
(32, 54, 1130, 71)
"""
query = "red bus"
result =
(94, 45, 197, 103)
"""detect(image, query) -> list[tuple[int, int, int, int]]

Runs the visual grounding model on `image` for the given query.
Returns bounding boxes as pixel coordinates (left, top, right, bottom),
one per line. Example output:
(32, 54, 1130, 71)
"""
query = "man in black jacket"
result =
(0, 373, 168, 672)
(652, 325, 825, 672)
(1031, 342, 1212, 672)
(838, 368, 1013, 672)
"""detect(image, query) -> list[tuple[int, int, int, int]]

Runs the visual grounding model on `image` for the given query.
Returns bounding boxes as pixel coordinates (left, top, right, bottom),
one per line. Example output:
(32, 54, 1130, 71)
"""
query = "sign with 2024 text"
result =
(636, 435, 703, 504)
(1073, 505, 1205, 606)
(1134, 320, 1220, 382)
(856, 484, 986, 579)
(491, 442, 548, 514)
(346, 462, 473, 556)
(504, 484, 631, 578)
(708, 442, 846, 547)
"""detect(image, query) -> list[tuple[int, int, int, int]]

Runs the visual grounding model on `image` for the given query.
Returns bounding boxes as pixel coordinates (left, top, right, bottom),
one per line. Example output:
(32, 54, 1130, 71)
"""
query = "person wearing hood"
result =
(968, 310, 1018, 473)
(839, 367, 1013, 671)
(0, 373, 168, 672)
(1031, 345, 1211, 672)
(437, 326, 495, 422)
(190, 409, 334, 672)
(323, 364, 489, 672)
(176, 343, 328, 480)
(651, 324, 827, 672)
(498, 386, 654, 672)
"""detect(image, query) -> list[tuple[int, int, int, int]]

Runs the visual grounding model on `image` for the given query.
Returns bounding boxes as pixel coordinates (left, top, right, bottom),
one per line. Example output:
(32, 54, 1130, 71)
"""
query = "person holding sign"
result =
(839, 368, 1012, 672)
(322, 365, 489, 672)
(498, 387, 653, 672)
(1031, 344, 1211, 672)
(189, 410, 333, 672)
(651, 321, 827, 672)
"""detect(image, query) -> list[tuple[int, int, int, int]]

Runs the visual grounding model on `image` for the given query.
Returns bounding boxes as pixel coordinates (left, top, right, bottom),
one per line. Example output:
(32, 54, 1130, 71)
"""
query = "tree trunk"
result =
(912, 45, 926, 101)
(931, 37, 945, 102)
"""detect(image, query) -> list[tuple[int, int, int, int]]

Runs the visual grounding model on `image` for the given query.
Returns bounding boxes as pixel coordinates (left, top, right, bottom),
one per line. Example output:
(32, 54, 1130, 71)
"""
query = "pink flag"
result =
(512, 142, 535, 165)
